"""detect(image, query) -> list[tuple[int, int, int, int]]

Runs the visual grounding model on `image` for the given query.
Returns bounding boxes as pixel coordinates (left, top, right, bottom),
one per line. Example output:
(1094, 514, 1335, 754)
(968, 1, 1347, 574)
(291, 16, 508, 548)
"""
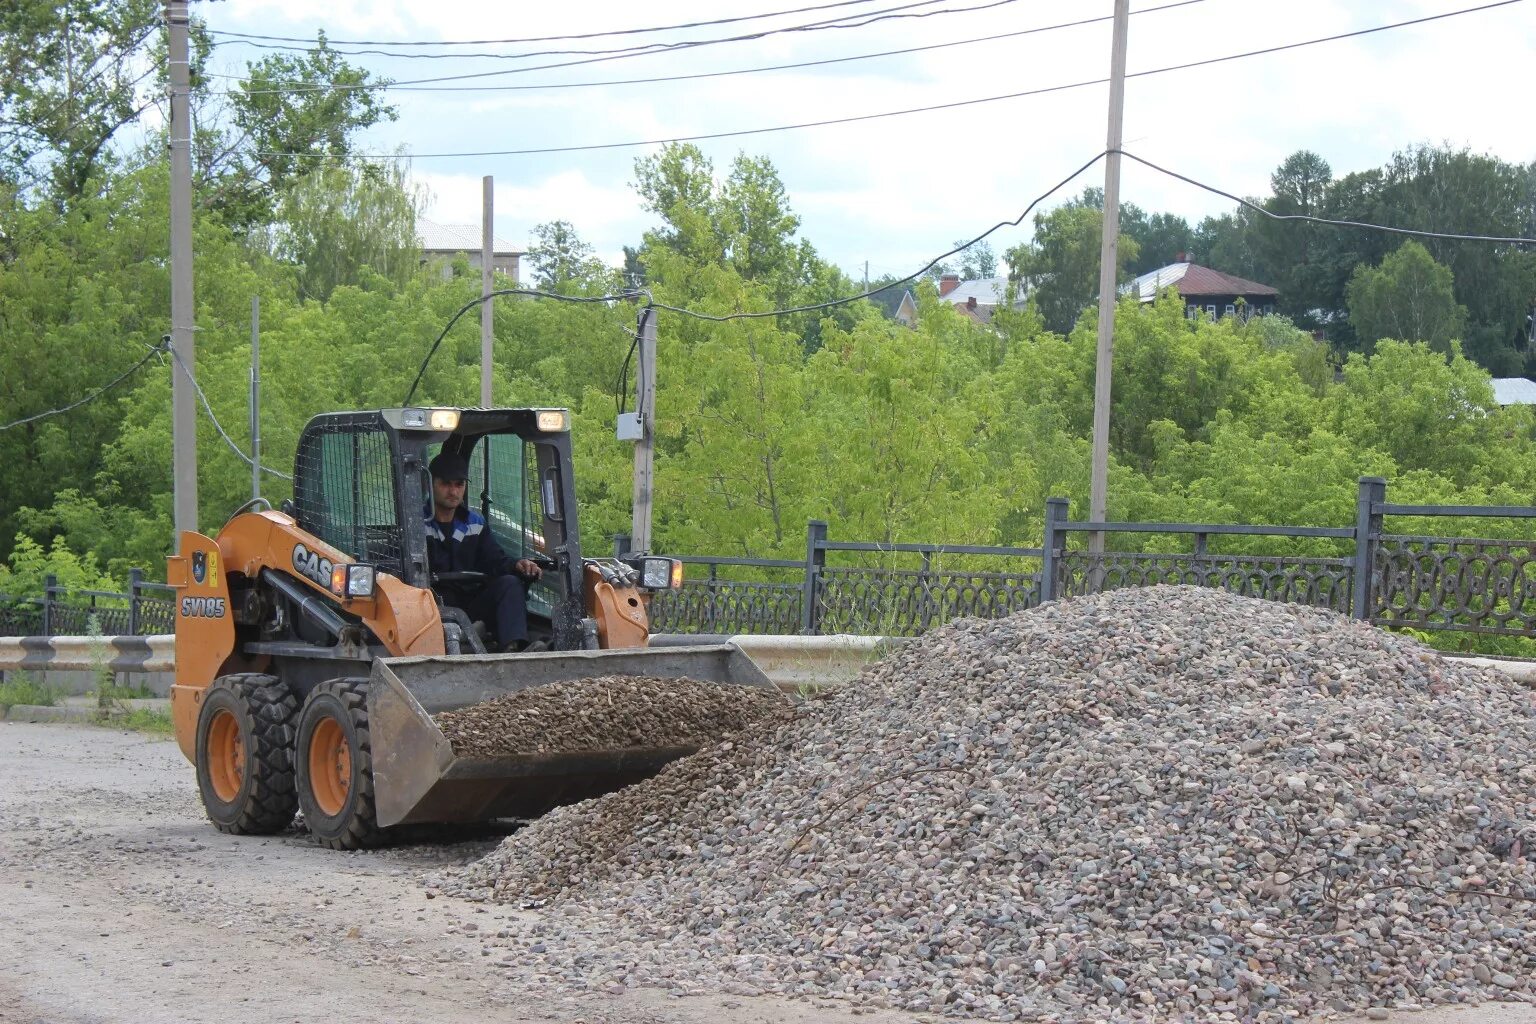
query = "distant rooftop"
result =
(1491, 377, 1536, 405)
(1126, 262, 1278, 302)
(940, 276, 1013, 306)
(416, 218, 522, 256)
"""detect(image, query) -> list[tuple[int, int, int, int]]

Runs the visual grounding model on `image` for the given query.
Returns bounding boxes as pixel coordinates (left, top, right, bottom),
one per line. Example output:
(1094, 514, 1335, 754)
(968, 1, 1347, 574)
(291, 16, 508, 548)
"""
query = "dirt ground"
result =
(0, 721, 1531, 1024)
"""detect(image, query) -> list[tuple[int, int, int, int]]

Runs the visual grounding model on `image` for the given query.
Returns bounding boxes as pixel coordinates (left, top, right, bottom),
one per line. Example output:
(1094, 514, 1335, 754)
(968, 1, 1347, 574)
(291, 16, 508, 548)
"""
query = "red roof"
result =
(1176, 264, 1278, 298)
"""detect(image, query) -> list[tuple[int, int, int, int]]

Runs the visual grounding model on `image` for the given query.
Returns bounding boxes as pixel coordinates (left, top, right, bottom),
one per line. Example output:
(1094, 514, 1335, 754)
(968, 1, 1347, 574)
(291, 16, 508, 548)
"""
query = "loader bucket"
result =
(366, 644, 775, 828)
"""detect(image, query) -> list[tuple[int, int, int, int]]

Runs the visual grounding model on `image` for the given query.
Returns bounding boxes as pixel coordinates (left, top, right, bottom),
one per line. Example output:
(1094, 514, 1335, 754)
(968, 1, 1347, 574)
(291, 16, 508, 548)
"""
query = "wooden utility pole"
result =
(480, 175, 494, 407)
(630, 307, 657, 552)
(168, 0, 197, 540)
(1088, 0, 1130, 558)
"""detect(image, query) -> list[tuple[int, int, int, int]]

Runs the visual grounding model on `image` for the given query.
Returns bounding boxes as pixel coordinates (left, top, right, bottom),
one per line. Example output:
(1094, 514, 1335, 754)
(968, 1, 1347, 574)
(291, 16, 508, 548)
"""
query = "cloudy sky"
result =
(200, 0, 1536, 282)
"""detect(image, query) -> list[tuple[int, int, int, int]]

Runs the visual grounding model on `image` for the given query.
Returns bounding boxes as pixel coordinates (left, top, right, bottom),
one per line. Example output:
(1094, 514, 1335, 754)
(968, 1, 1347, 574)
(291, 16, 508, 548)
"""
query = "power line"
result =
(207, 0, 901, 47)
(1121, 150, 1536, 246)
(219, 1, 1202, 97)
(210, 0, 1020, 91)
(226, 0, 984, 61)
(0, 343, 168, 433)
(167, 347, 293, 481)
(249, 0, 1522, 161)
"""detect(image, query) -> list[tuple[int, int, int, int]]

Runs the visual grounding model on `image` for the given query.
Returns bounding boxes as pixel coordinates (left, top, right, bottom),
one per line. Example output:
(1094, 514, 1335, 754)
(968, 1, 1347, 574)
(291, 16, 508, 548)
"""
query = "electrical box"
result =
(615, 412, 643, 441)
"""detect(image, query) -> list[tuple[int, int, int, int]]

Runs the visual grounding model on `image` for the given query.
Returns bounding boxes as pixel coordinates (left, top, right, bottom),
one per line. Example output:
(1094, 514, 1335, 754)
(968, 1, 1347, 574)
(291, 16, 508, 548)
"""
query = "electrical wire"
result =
(249, 0, 1523, 160)
(403, 288, 640, 406)
(0, 342, 168, 433)
(221, 0, 957, 59)
(1120, 150, 1536, 246)
(167, 347, 294, 481)
(615, 327, 640, 416)
(246, 1, 1204, 96)
(211, 0, 1019, 91)
(208, 0, 903, 47)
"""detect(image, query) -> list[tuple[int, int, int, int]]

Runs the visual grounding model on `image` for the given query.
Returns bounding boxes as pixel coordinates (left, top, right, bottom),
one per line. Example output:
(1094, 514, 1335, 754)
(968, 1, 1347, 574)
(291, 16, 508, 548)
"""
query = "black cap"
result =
(429, 451, 469, 481)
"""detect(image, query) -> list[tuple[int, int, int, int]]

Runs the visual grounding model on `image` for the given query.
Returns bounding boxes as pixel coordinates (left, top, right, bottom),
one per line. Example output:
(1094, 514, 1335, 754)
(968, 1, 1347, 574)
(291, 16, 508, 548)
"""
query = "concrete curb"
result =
(0, 698, 171, 725)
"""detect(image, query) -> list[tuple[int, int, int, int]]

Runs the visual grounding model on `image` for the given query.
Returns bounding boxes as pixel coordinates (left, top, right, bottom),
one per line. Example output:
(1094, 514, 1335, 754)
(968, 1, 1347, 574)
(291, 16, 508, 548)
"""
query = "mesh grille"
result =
(294, 422, 403, 571)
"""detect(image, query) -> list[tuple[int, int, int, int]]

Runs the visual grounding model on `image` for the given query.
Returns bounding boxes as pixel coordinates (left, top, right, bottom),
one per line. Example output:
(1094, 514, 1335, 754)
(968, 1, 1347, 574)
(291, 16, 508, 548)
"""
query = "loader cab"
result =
(289, 407, 588, 648)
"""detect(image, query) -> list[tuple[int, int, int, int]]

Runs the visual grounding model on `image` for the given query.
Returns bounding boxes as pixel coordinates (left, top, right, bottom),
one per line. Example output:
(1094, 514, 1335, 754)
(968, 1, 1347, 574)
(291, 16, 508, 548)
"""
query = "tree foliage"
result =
(1346, 241, 1467, 355)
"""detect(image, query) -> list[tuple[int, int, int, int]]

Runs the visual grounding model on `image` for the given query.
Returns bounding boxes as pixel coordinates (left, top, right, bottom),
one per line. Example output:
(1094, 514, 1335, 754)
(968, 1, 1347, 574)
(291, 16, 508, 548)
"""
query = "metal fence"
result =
(5, 477, 1532, 642)
(0, 570, 175, 638)
(635, 477, 1536, 639)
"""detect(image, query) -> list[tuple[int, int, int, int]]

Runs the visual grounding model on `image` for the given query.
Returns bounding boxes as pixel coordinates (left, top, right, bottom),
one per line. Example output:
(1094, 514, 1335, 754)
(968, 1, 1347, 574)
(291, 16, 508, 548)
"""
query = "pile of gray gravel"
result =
(441, 587, 1536, 1021)
(434, 675, 793, 759)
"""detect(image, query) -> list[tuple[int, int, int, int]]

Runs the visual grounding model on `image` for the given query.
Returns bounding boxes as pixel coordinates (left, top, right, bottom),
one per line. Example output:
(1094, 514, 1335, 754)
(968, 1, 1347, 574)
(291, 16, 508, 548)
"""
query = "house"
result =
(894, 274, 1028, 327)
(1126, 260, 1278, 320)
(416, 218, 523, 282)
(1490, 377, 1536, 406)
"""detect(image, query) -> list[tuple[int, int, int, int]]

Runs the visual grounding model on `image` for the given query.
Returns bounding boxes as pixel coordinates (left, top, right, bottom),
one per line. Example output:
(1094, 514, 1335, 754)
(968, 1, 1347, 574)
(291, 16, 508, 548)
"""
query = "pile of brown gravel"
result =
(434, 674, 794, 759)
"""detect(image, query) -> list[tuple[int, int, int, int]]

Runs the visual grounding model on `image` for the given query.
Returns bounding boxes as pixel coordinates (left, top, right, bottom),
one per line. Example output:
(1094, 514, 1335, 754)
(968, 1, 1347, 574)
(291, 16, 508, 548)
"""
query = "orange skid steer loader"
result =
(167, 406, 771, 848)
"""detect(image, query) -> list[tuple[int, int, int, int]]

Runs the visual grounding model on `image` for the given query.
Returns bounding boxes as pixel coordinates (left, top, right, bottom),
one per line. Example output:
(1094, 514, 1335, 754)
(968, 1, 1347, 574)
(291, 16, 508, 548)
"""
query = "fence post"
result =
(1040, 498, 1068, 603)
(801, 520, 828, 635)
(613, 533, 632, 557)
(128, 568, 144, 635)
(1352, 477, 1387, 620)
(42, 573, 57, 635)
(1193, 531, 1209, 587)
(918, 548, 934, 632)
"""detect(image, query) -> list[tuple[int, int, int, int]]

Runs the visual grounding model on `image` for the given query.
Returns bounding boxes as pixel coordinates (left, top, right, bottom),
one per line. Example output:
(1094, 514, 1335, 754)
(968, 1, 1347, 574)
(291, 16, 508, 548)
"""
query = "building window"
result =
(1206, 305, 1217, 317)
(1224, 304, 1236, 318)
(1186, 304, 1199, 319)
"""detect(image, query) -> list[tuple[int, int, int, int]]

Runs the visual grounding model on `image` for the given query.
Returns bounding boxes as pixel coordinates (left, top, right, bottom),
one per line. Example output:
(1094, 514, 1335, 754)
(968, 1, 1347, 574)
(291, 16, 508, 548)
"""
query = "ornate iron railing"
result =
(1373, 534, 1536, 635)
(0, 570, 175, 638)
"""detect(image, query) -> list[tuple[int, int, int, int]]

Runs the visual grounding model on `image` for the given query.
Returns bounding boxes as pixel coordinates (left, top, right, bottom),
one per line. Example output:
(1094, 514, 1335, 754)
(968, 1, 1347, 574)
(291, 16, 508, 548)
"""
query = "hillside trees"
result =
(1345, 241, 1467, 356)
(1008, 197, 1139, 334)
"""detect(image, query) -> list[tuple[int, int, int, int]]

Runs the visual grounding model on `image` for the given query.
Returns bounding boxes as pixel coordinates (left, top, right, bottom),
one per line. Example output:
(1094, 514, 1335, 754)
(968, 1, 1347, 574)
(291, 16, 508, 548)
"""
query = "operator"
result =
(424, 451, 543, 653)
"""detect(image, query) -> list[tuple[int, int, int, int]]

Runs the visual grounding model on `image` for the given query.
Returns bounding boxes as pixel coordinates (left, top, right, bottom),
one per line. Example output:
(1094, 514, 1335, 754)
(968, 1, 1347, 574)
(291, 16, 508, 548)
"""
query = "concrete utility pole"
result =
(167, 0, 197, 541)
(1088, 0, 1130, 559)
(480, 175, 494, 407)
(630, 307, 658, 552)
(250, 295, 261, 502)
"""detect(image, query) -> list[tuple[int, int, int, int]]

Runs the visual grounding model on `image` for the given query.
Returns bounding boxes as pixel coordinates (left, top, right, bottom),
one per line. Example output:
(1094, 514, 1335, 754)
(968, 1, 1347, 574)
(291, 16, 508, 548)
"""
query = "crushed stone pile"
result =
(438, 587, 1536, 1021)
(435, 675, 793, 758)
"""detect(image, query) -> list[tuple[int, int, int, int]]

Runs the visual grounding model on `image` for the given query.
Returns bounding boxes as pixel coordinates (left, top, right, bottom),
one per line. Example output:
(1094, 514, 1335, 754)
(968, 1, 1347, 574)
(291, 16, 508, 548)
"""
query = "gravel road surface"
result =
(1, 720, 1531, 1024)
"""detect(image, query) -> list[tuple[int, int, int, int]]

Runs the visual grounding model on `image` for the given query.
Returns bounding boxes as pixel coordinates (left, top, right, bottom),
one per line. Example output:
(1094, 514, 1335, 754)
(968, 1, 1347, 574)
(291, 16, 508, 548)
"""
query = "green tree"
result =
(527, 220, 605, 292)
(0, 0, 160, 198)
(254, 157, 422, 303)
(1009, 202, 1139, 334)
(1345, 241, 1467, 354)
(1120, 204, 1192, 276)
(955, 239, 997, 280)
(202, 34, 397, 229)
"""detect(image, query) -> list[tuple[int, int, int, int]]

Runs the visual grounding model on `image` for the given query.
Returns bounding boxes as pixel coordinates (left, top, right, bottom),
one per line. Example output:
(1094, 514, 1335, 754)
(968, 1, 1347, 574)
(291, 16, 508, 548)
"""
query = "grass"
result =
(0, 673, 62, 711)
(109, 706, 174, 737)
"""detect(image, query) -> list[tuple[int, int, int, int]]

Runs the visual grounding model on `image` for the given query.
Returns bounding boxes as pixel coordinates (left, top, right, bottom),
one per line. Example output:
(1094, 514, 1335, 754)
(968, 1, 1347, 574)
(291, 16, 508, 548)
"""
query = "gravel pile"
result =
(440, 587, 1536, 1021)
(435, 675, 793, 758)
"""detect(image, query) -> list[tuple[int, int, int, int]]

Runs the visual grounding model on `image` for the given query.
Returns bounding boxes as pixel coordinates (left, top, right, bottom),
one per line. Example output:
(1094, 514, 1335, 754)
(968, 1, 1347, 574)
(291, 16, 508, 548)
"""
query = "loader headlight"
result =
(429, 408, 461, 431)
(329, 563, 377, 599)
(626, 556, 681, 590)
(535, 409, 569, 432)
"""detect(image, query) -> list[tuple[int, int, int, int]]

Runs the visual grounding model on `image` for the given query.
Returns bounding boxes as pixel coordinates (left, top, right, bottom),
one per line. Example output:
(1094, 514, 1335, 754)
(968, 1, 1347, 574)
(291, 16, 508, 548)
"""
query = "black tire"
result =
(294, 678, 385, 850)
(194, 673, 299, 835)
